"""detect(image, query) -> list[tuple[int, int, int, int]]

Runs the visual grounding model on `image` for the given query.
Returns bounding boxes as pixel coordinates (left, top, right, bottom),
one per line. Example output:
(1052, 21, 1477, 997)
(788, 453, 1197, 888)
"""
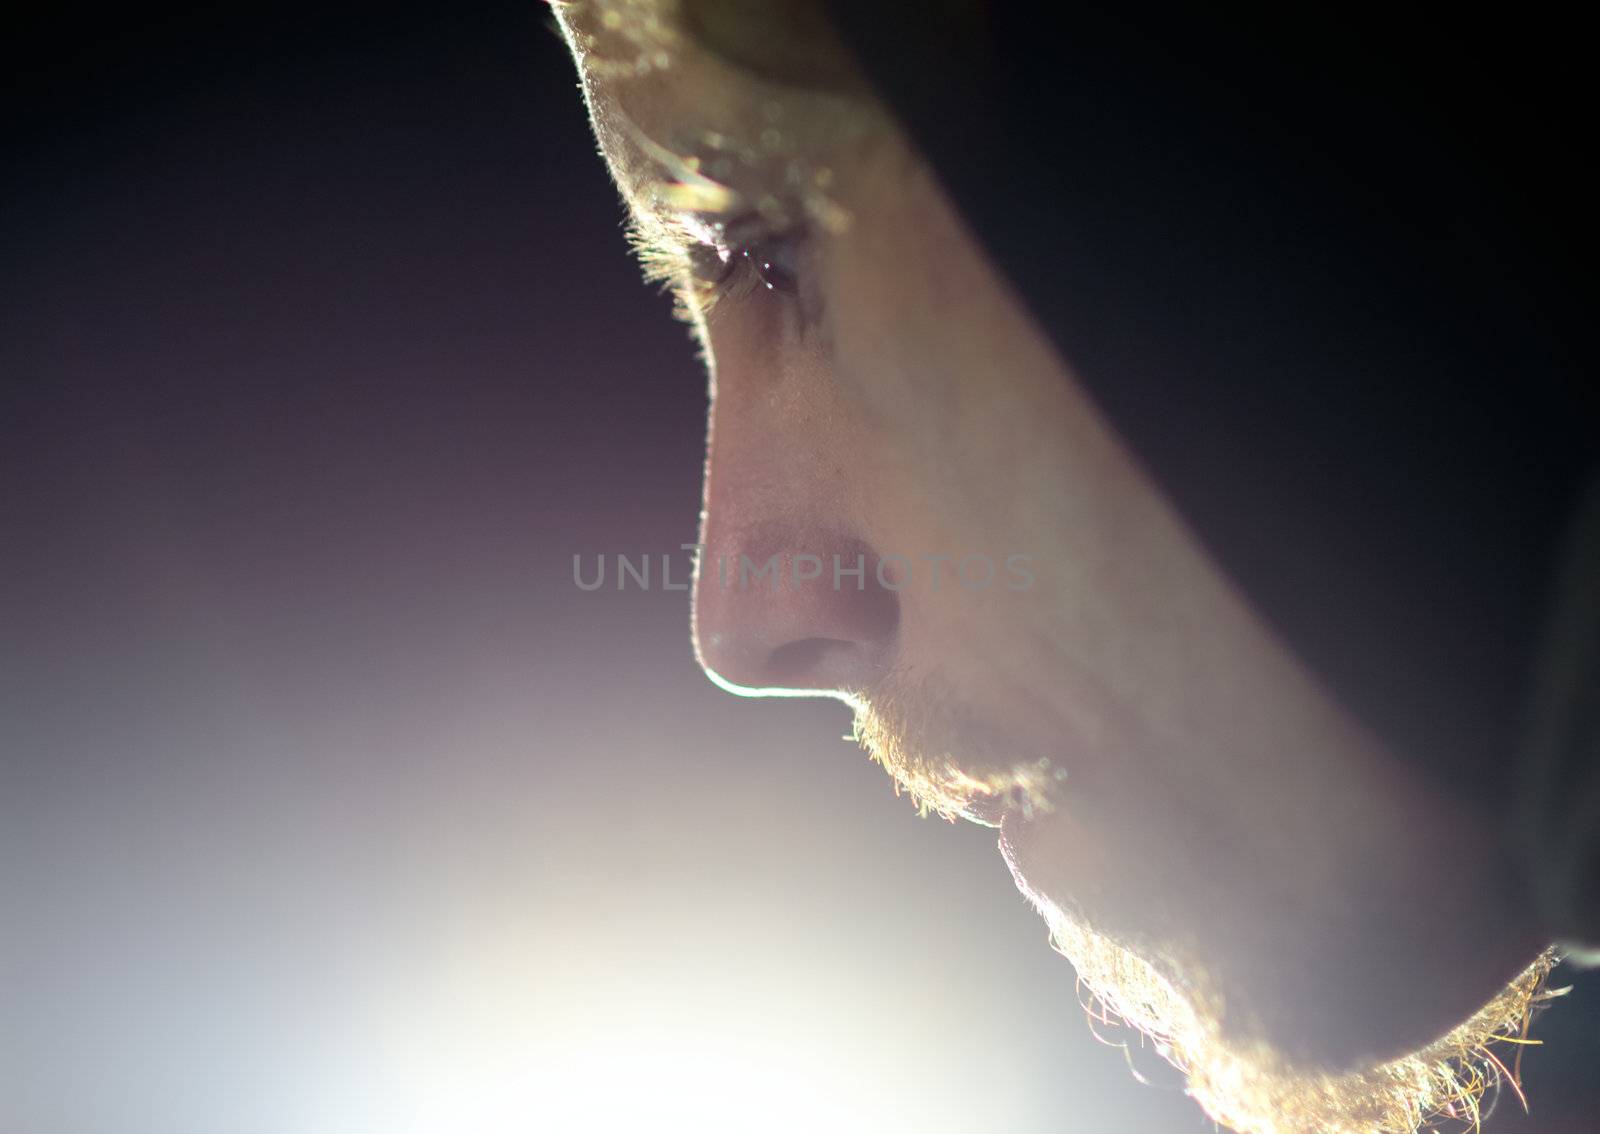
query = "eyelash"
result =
(687, 217, 806, 308)
(626, 190, 807, 314)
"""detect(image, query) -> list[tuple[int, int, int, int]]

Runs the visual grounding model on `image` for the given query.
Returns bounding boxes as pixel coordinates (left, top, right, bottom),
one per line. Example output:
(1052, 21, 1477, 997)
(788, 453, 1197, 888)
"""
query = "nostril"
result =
(767, 637, 854, 683)
(692, 531, 902, 693)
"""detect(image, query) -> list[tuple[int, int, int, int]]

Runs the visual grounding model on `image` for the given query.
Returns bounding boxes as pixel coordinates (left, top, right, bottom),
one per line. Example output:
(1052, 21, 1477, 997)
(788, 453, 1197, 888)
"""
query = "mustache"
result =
(848, 673, 1067, 825)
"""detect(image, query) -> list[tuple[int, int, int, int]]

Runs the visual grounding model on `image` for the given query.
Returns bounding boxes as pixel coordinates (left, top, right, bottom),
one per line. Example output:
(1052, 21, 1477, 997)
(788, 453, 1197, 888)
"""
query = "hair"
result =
(676, 0, 865, 91)
(852, 681, 1567, 1134)
(554, 0, 865, 91)
(1023, 887, 1563, 1134)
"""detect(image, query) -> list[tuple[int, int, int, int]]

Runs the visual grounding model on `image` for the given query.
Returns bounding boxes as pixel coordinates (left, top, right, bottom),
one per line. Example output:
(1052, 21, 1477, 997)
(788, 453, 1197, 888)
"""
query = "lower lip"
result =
(996, 808, 1026, 866)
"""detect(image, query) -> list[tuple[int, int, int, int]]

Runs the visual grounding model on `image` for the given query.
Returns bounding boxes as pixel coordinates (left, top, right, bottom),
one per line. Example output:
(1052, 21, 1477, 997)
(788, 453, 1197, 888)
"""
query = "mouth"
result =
(953, 758, 1072, 827)
(849, 681, 1079, 827)
(994, 804, 1033, 877)
(860, 727, 1070, 829)
(955, 793, 1006, 827)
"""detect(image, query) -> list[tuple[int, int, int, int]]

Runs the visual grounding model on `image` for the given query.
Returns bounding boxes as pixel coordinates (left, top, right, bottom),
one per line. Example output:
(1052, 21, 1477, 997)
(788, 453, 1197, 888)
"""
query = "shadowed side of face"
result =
(551, 4, 1555, 1131)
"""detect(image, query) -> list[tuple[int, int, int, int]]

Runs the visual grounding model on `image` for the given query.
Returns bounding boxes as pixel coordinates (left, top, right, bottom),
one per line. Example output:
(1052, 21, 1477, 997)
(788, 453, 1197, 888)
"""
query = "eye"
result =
(676, 213, 810, 310)
(740, 233, 801, 294)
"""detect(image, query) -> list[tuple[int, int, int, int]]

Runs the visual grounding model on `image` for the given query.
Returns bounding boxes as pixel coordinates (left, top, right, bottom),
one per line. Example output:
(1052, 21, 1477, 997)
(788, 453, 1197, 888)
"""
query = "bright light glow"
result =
(355, 1001, 912, 1134)
(406, 1024, 894, 1134)
(316, 906, 924, 1134)
(702, 664, 860, 703)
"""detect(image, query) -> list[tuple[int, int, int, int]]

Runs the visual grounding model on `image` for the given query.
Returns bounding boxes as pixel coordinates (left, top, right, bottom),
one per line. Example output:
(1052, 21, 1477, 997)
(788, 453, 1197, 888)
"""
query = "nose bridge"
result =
(691, 373, 899, 694)
(703, 361, 839, 518)
(698, 355, 844, 571)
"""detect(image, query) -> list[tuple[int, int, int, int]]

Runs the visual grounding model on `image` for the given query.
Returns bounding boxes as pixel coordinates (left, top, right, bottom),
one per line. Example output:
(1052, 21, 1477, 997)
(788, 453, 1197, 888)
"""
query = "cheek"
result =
(820, 159, 1121, 549)
(824, 164, 995, 442)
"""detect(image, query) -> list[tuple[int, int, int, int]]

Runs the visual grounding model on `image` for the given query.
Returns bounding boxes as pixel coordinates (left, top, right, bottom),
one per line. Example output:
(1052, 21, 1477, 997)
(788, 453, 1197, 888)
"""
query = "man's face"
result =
(554, 4, 1554, 1130)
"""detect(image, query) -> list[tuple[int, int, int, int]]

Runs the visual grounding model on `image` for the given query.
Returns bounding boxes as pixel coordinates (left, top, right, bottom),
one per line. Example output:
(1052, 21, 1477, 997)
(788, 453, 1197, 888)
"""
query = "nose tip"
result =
(692, 535, 900, 695)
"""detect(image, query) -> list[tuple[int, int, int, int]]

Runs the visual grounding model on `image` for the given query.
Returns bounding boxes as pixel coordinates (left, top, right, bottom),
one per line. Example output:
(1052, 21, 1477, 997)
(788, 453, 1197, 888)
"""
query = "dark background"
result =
(3, 3, 1595, 1130)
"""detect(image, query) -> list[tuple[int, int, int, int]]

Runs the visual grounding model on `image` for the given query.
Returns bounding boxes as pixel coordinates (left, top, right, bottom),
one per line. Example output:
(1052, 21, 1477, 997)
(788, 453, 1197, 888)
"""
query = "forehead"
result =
(553, 0, 887, 215)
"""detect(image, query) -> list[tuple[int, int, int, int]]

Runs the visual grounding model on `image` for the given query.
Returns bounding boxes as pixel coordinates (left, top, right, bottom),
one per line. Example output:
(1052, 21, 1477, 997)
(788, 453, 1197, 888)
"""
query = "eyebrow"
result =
(594, 118, 738, 318)
(621, 122, 745, 218)
(561, 5, 876, 307)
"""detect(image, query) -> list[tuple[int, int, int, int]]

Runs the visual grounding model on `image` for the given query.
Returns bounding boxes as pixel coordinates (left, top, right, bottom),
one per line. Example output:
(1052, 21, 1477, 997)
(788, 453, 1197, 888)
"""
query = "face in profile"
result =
(552, 3, 1558, 1131)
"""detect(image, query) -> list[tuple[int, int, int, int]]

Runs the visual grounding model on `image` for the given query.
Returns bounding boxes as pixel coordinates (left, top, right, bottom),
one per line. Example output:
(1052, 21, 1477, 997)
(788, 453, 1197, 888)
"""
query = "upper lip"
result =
(958, 795, 1007, 827)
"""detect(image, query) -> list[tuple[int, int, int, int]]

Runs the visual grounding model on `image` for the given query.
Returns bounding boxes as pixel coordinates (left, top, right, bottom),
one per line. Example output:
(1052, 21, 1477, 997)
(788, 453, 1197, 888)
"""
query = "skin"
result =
(555, 0, 1548, 1094)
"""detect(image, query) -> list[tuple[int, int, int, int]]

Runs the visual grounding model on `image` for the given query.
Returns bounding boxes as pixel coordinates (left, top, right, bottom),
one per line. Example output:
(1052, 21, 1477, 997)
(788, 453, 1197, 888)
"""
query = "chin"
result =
(853, 679, 1561, 1134)
(1005, 877, 1559, 1134)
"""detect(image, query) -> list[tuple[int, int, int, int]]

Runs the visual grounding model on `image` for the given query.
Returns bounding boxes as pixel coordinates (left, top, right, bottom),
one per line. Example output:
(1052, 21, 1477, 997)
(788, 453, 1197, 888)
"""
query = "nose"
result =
(690, 312, 900, 695)
(692, 525, 900, 694)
